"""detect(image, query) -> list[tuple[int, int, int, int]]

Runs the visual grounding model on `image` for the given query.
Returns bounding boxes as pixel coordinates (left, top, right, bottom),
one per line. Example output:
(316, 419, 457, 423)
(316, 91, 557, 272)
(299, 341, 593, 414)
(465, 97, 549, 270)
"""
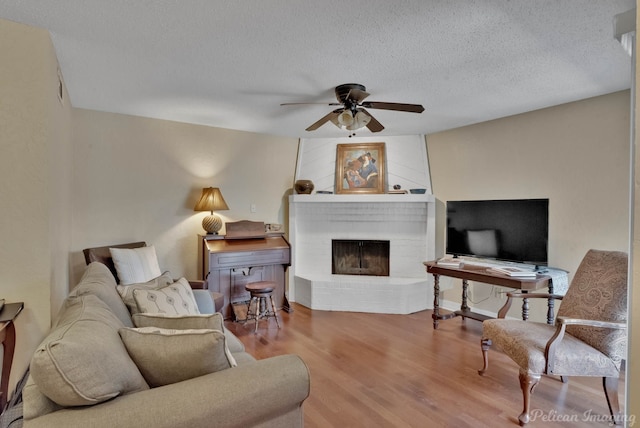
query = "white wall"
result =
(71, 109, 299, 285)
(295, 135, 432, 193)
(427, 91, 631, 320)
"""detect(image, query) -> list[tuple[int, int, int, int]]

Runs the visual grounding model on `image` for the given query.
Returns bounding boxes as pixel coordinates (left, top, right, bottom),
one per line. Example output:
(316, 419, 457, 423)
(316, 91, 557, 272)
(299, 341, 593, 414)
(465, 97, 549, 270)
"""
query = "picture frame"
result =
(335, 143, 386, 194)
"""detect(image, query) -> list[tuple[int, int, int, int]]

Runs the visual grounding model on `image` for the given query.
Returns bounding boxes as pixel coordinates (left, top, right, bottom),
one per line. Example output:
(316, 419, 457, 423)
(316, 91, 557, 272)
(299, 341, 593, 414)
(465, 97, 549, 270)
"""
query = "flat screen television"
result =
(446, 198, 549, 266)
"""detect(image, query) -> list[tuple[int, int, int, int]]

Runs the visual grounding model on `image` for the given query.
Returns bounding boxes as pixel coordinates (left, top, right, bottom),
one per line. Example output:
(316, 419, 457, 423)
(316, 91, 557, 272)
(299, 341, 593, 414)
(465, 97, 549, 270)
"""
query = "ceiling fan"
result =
(281, 83, 425, 134)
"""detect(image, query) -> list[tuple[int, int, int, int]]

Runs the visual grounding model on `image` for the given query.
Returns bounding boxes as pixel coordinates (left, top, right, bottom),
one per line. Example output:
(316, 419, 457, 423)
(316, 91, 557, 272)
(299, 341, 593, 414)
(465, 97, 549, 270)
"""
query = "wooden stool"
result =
(245, 281, 281, 333)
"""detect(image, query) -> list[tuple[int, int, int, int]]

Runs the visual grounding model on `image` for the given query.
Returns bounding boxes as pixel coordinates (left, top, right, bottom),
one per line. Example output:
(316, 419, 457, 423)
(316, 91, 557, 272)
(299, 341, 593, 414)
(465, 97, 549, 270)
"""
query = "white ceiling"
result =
(0, 1, 635, 138)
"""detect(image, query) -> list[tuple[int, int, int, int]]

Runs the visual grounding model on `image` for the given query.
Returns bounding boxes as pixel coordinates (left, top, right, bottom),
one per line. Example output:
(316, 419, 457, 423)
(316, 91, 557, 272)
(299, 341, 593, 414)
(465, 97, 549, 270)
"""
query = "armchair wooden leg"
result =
(478, 338, 492, 375)
(518, 371, 540, 426)
(603, 376, 621, 425)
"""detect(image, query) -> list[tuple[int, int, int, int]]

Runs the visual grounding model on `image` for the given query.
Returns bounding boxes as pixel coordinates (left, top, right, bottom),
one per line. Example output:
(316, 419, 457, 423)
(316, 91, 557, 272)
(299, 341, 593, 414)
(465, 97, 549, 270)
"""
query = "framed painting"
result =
(335, 143, 386, 194)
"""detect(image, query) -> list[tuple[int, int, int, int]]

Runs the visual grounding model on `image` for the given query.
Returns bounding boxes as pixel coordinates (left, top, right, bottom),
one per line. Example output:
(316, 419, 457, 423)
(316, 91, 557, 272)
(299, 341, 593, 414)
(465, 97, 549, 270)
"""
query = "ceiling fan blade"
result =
(361, 101, 425, 113)
(349, 89, 370, 103)
(305, 110, 341, 131)
(361, 108, 384, 133)
(281, 102, 342, 106)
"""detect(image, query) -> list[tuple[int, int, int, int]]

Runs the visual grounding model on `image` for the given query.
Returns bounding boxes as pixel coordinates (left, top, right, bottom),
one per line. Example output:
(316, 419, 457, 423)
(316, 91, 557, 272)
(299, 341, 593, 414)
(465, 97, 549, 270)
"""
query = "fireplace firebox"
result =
(332, 239, 390, 276)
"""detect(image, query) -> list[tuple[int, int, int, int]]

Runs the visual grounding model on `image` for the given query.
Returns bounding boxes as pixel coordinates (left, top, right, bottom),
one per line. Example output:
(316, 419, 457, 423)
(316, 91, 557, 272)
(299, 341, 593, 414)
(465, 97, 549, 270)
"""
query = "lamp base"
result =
(202, 214, 223, 234)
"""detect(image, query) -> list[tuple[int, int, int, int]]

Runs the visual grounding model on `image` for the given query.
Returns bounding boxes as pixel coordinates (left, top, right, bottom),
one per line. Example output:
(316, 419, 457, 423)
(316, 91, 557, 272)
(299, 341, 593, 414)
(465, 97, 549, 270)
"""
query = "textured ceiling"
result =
(0, 0, 634, 138)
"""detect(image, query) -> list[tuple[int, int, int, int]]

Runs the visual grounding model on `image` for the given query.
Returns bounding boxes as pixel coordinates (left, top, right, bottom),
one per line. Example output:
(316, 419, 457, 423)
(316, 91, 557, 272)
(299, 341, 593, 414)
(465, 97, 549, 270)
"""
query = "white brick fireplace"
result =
(288, 135, 436, 314)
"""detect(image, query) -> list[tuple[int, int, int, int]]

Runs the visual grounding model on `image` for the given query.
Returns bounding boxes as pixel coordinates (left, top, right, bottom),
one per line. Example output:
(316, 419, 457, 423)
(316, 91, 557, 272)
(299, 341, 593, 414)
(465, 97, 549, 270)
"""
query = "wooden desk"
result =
(0, 302, 23, 411)
(423, 262, 553, 329)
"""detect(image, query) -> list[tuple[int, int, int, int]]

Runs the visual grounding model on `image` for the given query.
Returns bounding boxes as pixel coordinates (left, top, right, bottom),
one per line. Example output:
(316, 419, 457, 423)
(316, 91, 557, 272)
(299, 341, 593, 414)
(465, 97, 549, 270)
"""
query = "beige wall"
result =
(628, 7, 639, 422)
(0, 18, 73, 393)
(70, 109, 299, 285)
(429, 89, 635, 419)
(427, 91, 631, 320)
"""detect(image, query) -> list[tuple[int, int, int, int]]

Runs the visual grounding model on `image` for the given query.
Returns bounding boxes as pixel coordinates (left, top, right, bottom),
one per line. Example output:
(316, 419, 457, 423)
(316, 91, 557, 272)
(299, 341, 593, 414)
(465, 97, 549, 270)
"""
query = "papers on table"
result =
(487, 266, 537, 277)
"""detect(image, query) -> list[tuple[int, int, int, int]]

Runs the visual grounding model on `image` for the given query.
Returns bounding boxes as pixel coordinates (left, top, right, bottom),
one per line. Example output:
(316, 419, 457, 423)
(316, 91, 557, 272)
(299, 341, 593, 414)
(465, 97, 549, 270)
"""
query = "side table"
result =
(0, 302, 24, 412)
(423, 261, 552, 329)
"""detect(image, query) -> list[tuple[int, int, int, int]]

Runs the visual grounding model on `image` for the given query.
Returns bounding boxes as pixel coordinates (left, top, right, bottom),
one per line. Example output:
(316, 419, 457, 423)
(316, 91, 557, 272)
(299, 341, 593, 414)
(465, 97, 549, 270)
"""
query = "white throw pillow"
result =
(109, 246, 162, 285)
(133, 278, 200, 315)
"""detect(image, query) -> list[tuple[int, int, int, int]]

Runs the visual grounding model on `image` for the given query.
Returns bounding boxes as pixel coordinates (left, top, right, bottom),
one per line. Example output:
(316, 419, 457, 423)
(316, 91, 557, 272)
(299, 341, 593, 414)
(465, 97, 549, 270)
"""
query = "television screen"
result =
(446, 199, 549, 266)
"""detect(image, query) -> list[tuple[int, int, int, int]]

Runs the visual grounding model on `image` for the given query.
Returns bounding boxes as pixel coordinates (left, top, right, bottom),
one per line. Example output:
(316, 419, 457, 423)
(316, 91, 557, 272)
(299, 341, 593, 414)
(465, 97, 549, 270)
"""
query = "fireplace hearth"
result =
(288, 195, 437, 314)
(332, 239, 390, 276)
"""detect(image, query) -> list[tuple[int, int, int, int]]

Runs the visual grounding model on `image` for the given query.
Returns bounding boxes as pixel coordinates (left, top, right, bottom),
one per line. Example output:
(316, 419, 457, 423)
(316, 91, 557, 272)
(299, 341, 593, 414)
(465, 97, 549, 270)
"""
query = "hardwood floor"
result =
(225, 303, 625, 427)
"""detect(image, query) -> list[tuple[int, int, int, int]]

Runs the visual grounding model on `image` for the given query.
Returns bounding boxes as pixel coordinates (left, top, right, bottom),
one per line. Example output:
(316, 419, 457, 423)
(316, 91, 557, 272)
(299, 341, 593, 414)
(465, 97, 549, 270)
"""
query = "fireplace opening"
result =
(332, 240, 390, 276)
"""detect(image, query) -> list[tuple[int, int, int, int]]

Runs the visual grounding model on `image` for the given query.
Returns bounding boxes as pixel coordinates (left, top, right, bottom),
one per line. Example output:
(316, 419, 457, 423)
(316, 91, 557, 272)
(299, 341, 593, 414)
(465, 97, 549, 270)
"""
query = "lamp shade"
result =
(337, 110, 354, 126)
(194, 187, 229, 213)
(194, 187, 229, 234)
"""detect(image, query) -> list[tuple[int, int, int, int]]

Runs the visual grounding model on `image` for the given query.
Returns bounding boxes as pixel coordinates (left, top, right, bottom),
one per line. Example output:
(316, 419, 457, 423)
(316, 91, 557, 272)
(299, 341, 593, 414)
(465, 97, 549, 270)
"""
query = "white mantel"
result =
(287, 136, 436, 314)
(289, 193, 434, 203)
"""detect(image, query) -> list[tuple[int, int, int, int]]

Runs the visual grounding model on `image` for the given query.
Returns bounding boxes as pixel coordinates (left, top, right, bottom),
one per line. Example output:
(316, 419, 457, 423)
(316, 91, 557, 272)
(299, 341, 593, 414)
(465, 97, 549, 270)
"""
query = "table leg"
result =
(521, 291, 529, 321)
(547, 281, 555, 325)
(0, 322, 16, 412)
(461, 279, 470, 313)
(432, 274, 440, 329)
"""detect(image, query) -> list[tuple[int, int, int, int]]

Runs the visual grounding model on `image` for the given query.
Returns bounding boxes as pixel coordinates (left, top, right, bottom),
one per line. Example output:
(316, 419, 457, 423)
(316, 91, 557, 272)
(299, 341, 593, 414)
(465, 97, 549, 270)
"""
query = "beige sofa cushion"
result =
(132, 312, 224, 330)
(117, 271, 173, 315)
(30, 294, 149, 407)
(133, 278, 200, 315)
(119, 327, 237, 387)
(22, 375, 63, 420)
(131, 312, 245, 353)
(68, 262, 134, 327)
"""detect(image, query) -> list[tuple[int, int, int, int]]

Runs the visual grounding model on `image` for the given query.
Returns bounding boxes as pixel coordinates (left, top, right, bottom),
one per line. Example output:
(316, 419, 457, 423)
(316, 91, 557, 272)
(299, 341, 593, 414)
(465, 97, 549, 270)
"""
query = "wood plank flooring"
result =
(225, 303, 625, 428)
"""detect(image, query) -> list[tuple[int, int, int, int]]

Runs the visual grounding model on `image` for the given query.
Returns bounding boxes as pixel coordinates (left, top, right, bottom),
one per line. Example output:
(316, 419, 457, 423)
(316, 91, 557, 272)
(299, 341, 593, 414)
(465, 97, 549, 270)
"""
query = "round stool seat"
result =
(245, 281, 276, 294)
(244, 281, 280, 333)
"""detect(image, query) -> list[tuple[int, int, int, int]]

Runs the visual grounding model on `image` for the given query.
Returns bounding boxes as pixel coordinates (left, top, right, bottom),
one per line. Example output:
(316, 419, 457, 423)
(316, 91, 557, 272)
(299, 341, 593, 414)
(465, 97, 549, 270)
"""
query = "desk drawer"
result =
(209, 249, 290, 269)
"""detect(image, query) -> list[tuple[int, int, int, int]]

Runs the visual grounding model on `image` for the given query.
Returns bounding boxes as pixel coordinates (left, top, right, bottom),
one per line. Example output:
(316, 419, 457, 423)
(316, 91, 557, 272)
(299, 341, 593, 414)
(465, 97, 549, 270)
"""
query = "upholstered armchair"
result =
(478, 249, 628, 426)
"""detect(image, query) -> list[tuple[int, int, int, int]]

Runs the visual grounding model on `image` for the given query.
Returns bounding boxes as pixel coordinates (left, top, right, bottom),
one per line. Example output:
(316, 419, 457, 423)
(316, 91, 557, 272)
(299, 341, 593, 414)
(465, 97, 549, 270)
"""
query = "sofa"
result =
(22, 261, 310, 428)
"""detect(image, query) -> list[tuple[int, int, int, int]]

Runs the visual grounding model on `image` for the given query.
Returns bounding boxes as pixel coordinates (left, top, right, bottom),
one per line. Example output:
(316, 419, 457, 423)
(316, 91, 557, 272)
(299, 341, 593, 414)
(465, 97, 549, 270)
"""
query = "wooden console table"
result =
(0, 302, 23, 411)
(423, 261, 553, 329)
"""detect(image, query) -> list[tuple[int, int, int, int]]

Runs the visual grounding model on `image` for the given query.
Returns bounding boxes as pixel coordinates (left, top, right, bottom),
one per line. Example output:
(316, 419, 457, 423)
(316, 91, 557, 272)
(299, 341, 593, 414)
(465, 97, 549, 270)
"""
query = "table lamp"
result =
(194, 187, 229, 234)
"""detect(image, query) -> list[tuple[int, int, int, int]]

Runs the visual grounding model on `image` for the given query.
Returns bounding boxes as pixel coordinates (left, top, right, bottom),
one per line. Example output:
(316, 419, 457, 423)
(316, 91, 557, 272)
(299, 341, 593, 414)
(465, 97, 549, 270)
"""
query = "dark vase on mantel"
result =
(294, 179, 314, 194)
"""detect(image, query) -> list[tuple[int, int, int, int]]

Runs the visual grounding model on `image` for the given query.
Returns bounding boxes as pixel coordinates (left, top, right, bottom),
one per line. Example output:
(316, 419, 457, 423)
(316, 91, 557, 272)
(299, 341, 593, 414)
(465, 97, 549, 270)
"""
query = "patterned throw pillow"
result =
(133, 278, 200, 315)
(109, 246, 162, 285)
(118, 327, 237, 387)
(116, 271, 174, 315)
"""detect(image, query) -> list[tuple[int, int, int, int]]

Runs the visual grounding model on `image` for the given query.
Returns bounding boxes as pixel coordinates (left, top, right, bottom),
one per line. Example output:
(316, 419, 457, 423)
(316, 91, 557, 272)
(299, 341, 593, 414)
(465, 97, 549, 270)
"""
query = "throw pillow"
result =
(116, 271, 174, 315)
(119, 327, 237, 387)
(109, 246, 162, 285)
(132, 312, 224, 331)
(30, 295, 149, 407)
(133, 278, 200, 315)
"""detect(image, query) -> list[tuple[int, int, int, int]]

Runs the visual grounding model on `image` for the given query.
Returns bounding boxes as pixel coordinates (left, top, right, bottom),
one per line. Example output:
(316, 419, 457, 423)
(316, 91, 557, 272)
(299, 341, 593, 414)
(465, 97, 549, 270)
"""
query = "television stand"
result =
(423, 261, 553, 329)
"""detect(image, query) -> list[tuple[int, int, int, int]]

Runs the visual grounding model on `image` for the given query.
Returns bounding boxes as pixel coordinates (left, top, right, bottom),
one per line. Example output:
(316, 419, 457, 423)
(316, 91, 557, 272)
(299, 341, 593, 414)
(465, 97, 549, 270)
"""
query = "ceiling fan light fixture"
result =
(337, 110, 354, 126)
(285, 83, 423, 133)
(354, 110, 370, 127)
